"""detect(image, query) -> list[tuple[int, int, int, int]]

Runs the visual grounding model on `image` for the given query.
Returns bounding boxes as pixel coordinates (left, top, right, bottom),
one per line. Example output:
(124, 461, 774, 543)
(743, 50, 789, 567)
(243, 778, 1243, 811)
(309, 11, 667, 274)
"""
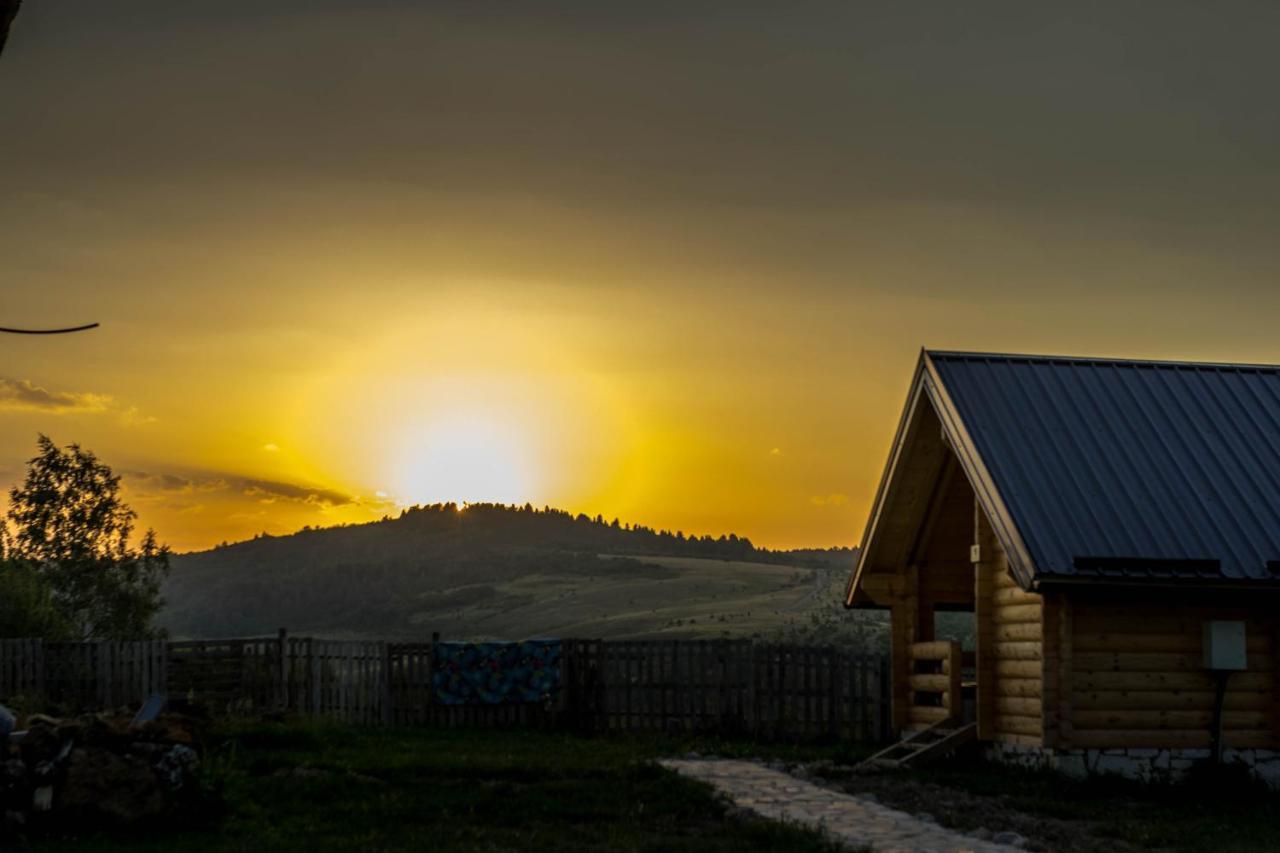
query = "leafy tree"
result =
(0, 557, 68, 639)
(2, 435, 170, 639)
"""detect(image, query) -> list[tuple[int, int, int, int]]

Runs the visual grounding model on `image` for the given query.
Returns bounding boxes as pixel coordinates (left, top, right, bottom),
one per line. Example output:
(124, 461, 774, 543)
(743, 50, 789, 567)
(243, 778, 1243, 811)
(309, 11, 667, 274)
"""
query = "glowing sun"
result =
(392, 414, 537, 506)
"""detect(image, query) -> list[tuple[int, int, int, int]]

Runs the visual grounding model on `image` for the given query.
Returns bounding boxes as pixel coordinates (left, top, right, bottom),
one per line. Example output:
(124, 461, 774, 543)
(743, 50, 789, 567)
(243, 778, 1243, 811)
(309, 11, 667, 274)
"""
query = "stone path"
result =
(660, 759, 1018, 853)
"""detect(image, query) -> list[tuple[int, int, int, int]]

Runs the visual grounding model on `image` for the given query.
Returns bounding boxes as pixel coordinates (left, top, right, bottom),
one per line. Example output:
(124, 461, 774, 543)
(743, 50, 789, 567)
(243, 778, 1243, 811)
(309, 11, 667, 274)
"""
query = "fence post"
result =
(276, 628, 288, 711)
(158, 639, 169, 702)
(309, 638, 321, 717)
(35, 638, 46, 700)
(97, 641, 111, 709)
(827, 648, 839, 740)
(380, 641, 392, 726)
(561, 640, 575, 730)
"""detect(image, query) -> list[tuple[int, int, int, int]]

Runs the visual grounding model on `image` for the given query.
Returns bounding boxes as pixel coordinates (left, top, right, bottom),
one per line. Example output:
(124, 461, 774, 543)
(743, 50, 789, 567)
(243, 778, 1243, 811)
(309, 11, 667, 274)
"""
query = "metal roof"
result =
(928, 350, 1280, 582)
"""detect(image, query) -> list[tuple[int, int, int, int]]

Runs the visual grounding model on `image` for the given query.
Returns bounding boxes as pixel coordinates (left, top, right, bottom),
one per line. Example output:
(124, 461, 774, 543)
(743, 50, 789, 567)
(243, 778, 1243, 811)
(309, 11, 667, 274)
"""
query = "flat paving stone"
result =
(660, 759, 1017, 853)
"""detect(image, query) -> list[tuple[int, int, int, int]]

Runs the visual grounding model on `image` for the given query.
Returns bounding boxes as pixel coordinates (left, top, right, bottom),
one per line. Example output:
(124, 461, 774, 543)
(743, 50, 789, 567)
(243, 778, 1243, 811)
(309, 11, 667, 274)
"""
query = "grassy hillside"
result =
(159, 503, 883, 644)
(393, 554, 874, 643)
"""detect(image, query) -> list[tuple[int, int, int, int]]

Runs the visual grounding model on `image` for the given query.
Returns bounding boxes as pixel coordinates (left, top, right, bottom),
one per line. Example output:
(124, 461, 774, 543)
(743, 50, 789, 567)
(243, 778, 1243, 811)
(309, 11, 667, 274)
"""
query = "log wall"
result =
(975, 506, 1044, 747)
(1062, 600, 1278, 750)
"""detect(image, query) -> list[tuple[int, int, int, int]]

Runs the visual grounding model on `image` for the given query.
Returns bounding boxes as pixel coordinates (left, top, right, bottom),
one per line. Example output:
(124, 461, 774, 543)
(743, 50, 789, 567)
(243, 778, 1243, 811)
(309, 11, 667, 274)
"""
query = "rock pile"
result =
(1, 702, 204, 839)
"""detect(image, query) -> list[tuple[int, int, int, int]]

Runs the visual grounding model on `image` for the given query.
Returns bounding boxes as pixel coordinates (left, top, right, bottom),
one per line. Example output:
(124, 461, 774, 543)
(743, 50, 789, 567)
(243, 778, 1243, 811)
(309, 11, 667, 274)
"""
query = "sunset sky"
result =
(3, 2, 1280, 552)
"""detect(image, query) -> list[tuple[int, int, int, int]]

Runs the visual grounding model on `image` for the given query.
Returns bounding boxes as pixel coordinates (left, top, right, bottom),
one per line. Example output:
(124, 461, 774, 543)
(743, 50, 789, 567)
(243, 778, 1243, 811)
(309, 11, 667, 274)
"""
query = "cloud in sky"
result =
(117, 406, 158, 427)
(0, 376, 111, 413)
(125, 469, 358, 508)
(241, 477, 353, 508)
(809, 493, 850, 508)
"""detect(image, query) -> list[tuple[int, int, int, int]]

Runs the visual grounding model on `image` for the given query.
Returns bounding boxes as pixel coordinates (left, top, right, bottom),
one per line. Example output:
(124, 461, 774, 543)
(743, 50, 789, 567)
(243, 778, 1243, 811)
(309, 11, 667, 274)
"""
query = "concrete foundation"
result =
(985, 741, 1280, 788)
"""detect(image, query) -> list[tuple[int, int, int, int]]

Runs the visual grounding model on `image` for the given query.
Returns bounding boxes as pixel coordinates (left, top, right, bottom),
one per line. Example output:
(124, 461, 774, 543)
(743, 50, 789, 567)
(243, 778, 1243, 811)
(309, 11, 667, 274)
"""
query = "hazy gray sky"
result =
(2, 2, 1279, 550)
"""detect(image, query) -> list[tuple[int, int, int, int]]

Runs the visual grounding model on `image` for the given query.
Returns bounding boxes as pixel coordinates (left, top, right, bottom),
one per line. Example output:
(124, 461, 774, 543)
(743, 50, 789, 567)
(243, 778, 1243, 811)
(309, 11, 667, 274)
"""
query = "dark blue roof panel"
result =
(929, 351, 1280, 581)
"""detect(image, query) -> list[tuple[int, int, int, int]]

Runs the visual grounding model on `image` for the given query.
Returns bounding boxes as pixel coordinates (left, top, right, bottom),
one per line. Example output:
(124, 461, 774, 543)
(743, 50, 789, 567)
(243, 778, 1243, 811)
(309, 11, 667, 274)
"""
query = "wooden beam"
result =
(1041, 593, 1058, 748)
(856, 573, 906, 605)
(847, 356, 933, 604)
(974, 498, 996, 741)
(890, 557, 922, 736)
(1059, 596, 1074, 748)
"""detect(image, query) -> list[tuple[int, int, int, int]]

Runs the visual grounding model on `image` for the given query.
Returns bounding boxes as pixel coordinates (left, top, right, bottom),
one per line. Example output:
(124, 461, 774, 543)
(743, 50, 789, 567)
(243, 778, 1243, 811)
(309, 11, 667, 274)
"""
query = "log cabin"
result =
(845, 350, 1280, 784)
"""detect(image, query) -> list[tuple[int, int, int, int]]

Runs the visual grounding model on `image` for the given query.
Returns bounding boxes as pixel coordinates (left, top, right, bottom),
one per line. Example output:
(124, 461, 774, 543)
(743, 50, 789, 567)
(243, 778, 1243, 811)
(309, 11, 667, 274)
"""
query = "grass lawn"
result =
(25, 721, 1280, 852)
(28, 723, 854, 853)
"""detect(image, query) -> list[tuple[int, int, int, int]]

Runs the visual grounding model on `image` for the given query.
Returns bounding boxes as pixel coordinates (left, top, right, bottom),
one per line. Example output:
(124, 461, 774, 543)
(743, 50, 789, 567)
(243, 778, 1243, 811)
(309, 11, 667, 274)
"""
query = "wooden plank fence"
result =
(0, 639, 43, 700)
(0, 639, 167, 709)
(0, 635, 890, 742)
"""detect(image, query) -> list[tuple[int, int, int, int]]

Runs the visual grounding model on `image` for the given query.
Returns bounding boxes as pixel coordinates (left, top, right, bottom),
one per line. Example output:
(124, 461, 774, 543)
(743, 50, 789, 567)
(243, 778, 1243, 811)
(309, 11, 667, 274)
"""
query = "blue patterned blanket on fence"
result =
(431, 640, 562, 705)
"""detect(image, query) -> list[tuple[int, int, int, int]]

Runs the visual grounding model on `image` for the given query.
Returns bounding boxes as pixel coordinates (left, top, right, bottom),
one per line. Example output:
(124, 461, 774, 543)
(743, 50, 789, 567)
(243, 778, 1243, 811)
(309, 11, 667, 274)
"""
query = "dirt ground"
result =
(807, 764, 1162, 853)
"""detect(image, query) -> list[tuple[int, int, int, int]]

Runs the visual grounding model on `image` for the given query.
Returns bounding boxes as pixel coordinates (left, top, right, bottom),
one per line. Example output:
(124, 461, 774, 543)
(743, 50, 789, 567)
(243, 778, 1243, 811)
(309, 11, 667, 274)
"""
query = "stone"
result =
(274, 764, 334, 780)
(31, 786, 52, 812)
(1054, 753, 1088, 778)
(683, 751, 701, 760)
(660, 758, 1008, 852)
(1093, 754, 1138, 777)
(152, 745, 199, 792)
(60, 748, 165, 824)
(971, 826, 993, 840)
(993, 830, 1027, 847)
(0, 705, 13, 740)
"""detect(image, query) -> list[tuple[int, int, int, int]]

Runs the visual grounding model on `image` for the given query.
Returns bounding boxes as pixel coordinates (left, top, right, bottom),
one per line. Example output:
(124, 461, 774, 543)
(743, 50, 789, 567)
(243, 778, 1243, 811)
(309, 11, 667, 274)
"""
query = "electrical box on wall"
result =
(1203, 620, 1247, 671)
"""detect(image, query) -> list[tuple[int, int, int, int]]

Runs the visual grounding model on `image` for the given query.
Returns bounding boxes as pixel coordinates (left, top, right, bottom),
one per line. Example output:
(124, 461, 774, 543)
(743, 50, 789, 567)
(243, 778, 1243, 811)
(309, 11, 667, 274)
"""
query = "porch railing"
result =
(907, 640, 961, 729)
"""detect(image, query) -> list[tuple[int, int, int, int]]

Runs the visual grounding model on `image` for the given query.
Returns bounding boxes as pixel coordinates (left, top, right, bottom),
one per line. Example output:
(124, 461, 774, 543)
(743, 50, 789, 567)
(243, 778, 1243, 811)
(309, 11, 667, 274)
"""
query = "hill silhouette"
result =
(160, 502, 863, 641)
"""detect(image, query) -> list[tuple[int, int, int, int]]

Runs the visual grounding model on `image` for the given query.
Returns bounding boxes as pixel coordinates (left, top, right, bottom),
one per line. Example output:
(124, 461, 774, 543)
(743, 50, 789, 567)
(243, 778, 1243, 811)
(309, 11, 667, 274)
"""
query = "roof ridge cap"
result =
(926, 349, 1280, 372)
